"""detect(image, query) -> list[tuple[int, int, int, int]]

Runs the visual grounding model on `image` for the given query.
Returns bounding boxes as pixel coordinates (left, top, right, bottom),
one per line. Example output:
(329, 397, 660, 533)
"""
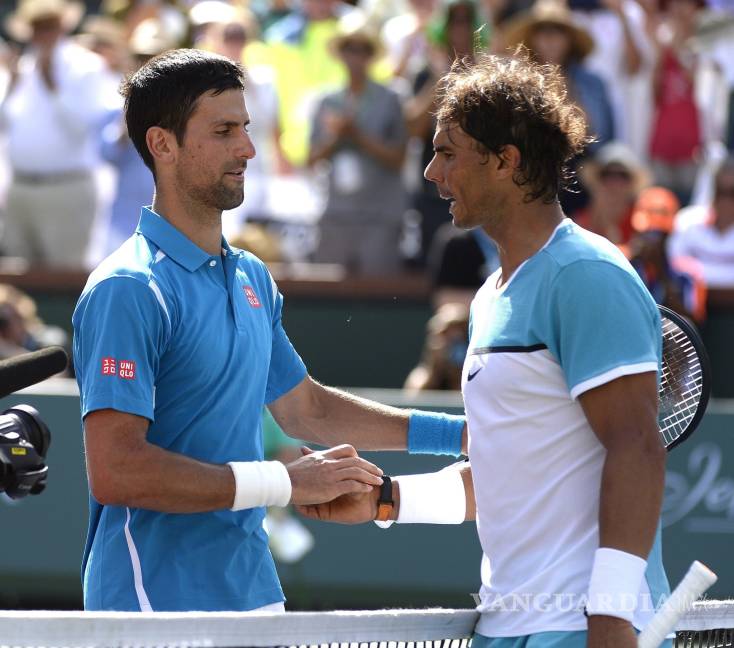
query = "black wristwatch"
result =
(376, 475, 394, 522)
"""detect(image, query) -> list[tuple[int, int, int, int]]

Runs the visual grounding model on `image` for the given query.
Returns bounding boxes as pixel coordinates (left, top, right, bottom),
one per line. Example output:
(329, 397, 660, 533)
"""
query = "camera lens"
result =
(1, 404, 51, 459)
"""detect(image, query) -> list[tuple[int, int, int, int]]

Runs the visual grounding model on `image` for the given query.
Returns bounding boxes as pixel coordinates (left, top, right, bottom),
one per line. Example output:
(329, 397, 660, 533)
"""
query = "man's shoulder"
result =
(541, 220, 633, 275)
(82, 234, 159, 298)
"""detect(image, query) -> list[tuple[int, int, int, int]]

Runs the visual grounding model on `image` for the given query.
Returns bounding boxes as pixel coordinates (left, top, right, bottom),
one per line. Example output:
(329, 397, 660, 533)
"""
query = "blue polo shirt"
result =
(72, 207, 307, 611)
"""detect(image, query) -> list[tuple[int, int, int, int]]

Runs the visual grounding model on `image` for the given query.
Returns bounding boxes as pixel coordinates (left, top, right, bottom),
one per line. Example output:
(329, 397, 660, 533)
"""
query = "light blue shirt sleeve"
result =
(547, 260, 661, 399)
(264, 285, 307, 404)
(73, 277, 169, 420)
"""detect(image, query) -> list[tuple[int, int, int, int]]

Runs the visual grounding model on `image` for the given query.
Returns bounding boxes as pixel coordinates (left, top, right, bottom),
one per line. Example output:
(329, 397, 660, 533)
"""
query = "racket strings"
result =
(659, 316, 704, 446)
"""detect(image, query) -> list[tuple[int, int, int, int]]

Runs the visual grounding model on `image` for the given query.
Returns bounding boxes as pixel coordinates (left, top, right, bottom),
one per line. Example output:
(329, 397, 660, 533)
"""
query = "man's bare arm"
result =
(84, 409, 383, 513)
(269, 376, 468, 453)
(579, 371, 665, 557)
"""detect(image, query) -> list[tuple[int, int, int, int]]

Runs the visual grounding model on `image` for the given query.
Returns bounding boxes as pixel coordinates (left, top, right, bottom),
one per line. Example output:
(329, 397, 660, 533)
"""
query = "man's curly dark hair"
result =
(434, 50, 590, 203)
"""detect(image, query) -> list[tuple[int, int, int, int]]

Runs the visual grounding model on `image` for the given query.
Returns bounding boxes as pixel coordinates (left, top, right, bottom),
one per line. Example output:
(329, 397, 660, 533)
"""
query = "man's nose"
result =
(424, 154, 441, 184)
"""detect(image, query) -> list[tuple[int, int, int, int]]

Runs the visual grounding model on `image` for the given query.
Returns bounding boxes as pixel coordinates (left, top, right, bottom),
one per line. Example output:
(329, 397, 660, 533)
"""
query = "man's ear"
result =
(146, 126, 177, 169)
(495, 144, 521, 180)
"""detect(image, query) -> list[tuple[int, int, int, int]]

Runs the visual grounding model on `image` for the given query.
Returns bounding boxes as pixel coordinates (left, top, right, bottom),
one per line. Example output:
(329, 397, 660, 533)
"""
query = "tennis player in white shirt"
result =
(298, 52, 672, 648)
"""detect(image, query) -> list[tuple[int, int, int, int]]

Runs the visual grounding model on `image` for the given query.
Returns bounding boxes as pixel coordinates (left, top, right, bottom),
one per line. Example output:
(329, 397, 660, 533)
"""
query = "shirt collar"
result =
(136, 207, 233, 272)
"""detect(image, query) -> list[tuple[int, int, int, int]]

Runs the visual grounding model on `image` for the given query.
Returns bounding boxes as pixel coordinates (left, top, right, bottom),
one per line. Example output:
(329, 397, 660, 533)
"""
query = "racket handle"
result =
(637, 561, 717, 648)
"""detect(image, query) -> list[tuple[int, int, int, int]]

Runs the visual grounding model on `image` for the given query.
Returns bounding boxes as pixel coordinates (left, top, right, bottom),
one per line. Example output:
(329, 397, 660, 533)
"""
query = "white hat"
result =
(5, 0, 84, 42)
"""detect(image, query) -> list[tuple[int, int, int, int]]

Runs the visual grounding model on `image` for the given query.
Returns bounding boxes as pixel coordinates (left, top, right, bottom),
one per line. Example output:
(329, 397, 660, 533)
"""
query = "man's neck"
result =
(152, 190, 223, 256)
(490, 200, 565, 286)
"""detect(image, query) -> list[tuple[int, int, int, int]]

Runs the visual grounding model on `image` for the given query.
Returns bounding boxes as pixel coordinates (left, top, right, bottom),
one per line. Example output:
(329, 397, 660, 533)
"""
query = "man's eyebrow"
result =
(212, 119, 250, 128)
(433, 143, 452, 153)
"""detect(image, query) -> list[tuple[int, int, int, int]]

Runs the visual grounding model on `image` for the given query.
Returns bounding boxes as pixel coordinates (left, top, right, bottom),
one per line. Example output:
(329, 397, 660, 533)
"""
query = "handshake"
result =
(284, 444, 391, 525)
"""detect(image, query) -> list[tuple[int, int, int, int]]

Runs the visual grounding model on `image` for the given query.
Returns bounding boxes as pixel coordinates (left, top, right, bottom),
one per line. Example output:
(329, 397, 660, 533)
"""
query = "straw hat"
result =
(329, 11, 384, 59)
(581, 141, 651, 195)
(631, 187, 680, 234)
(5, 0, 84, 42)
(503, 0, 595, 62)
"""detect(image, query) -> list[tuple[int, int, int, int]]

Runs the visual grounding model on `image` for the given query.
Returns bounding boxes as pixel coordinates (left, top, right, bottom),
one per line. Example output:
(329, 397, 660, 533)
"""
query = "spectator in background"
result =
(0, 0, 114, 268)
(626, 187, 707, 322)
(253, 0, 293, 34)
(403, 0, 486, 267)
(380, 0, 437, 80)
(193, 2, 291, 235)
(669, 157, 734, 288)
(504, 0, 615, 153)
(649, 0, 705, 205)
(427, 224, 499, 308)
(75, 15, 130, 94)
(101, 0, 188, 43)
(570, 0, 655, 162)
(503, 0, 613, 215)
(404, 302, 469, 393)
(90, 18, 177, 264)
(0, 284, 68, 360)
(575, 141, 649, 244)
(308, 14, 407, 275)
(265, 0, 357, 166)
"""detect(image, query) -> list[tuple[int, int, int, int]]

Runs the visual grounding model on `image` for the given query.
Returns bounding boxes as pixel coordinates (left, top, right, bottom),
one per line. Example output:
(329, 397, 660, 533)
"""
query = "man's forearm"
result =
(89, 440, 235, 513)
(598, 440, 666, 557)
(271, 380, 410, 450)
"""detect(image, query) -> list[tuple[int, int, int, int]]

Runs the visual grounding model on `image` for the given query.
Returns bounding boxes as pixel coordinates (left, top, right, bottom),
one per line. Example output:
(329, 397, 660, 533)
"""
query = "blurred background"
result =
(0, 0, 733, 612)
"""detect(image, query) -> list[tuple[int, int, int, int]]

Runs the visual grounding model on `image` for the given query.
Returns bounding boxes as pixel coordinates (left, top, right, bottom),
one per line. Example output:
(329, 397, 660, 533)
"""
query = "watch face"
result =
(376, 501, 394, 522)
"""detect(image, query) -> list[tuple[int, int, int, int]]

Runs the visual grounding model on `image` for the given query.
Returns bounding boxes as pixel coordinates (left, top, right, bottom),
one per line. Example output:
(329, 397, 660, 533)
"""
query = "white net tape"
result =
(1, 604, 733, 648)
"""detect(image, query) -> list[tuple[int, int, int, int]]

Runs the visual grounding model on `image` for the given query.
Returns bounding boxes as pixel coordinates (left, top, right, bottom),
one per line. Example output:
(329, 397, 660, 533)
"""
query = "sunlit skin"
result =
(424, 120, 565, 283)
(424, 122, 507, 232)
(148, 88, 256, 254)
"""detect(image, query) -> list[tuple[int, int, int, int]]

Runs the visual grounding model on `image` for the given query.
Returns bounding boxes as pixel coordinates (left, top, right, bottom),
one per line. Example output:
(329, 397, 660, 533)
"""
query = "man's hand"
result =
(286, 444, 383, 505)
(587, 615, 637, 648)
(295, 488, 379, 524)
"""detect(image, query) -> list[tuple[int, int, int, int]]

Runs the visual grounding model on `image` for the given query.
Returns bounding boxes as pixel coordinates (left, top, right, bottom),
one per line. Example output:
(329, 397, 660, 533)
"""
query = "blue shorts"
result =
(472, 631, 673, 647)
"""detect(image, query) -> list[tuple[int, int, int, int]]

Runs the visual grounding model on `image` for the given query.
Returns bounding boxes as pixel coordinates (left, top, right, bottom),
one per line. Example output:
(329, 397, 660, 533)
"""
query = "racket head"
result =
(658, 305, 711, 451)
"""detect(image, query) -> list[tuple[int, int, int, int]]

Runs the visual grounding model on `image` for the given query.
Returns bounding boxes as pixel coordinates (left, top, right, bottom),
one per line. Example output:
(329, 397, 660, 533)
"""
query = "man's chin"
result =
(218, 190, 245, 212)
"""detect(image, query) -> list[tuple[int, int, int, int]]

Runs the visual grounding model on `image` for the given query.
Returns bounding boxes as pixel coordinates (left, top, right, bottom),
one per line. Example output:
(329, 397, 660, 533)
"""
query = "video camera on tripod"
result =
(0, 347, 68, 499)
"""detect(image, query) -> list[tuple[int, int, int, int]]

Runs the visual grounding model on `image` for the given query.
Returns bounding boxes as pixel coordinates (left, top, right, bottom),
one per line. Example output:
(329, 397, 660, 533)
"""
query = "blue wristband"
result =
(407, 410, 465, 456)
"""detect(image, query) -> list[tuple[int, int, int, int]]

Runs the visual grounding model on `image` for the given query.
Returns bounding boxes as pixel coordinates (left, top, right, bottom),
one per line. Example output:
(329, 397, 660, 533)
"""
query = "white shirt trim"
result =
(148, 279, 171, 327)
(124, 507, 152, 612)
(569, 362, 659, 400)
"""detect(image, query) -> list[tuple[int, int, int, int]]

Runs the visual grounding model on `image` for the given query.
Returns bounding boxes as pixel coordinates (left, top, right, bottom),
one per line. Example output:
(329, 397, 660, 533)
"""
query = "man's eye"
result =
(216, 130, 229, 136)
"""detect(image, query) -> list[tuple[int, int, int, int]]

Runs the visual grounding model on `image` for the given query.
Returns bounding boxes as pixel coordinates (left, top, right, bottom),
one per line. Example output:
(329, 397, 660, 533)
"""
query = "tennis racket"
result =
(638, 560, 717, 648)
(657, 305, 711, 451)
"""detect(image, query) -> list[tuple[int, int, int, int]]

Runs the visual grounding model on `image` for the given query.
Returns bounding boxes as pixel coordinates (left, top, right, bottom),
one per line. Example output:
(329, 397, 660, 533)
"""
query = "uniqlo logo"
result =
(119, 360, 136, 380)
(243, 286, 261, 308)
(101, 357, 117, 376)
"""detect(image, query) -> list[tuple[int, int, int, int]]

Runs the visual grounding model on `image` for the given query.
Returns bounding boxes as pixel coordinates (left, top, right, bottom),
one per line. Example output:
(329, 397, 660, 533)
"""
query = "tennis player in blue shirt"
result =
(73, 49, 466, 613)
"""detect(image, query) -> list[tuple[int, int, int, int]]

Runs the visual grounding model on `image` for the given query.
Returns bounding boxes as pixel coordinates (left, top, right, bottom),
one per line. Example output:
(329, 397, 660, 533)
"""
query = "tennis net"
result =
(0, 603, 733, 648)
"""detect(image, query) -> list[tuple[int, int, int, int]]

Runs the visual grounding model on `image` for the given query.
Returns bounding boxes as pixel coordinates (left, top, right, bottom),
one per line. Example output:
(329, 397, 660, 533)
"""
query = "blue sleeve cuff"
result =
(407, 410, 465, 456)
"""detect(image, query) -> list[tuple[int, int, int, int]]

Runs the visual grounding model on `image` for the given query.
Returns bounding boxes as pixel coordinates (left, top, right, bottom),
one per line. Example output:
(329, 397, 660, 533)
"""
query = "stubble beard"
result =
(178, 167, 245, 216)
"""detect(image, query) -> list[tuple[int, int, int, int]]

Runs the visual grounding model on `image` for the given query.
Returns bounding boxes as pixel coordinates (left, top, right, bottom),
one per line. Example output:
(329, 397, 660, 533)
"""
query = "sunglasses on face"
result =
(599, 167, 632, 182)
(340, 42, 373, 56)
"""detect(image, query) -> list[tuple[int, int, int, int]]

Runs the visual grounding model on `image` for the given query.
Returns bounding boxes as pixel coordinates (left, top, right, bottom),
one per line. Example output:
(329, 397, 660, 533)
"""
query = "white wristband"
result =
(395, 467, 466, 524)
(586, 547, 648, 623)
(227, 461, 292, 511)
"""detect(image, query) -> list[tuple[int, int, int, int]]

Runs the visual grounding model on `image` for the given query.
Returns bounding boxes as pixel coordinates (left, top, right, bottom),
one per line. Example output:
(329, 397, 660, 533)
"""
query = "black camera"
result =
(0, 404, 50, 499)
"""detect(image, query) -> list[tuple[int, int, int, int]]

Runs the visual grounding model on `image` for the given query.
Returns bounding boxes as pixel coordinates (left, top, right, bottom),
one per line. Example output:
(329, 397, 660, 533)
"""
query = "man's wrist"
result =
(228, 460, 292, 511)
(586, 547, 647, 623)
(374, 478, 400, 528)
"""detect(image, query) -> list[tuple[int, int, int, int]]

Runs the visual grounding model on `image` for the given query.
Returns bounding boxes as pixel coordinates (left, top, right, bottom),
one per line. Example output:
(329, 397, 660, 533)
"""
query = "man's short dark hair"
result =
(121, 49, 245, 176)
(435, 51, 589, 203)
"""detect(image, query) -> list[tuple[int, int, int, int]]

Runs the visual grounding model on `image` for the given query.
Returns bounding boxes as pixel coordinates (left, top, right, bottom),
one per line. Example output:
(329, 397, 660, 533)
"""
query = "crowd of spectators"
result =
(0, 0, 733, 361)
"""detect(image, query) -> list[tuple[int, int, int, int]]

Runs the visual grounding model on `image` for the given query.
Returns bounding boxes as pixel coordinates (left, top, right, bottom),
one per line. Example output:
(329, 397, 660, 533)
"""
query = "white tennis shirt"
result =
(464, 219, 670, 637)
